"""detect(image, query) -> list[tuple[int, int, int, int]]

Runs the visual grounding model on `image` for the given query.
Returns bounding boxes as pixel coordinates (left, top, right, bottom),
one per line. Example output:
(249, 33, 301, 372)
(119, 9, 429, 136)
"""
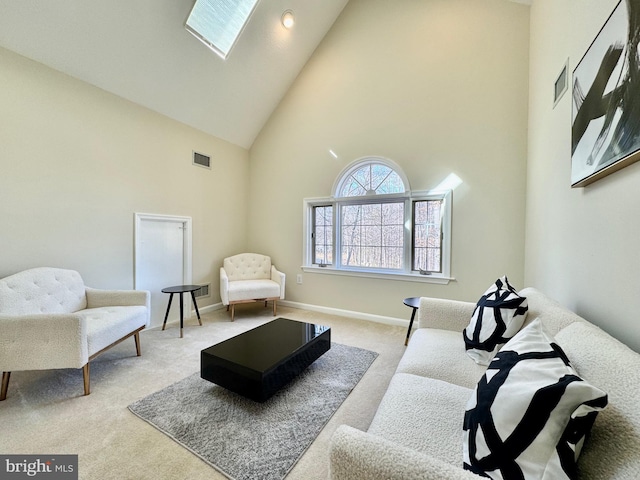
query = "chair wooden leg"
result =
(273, 300, 277, 316)
(264, 300, 268, 307)
(1, 372, 10, 401)
(231, 304, 235, 322)
(134, 331, 141, 356)
(83, 364, 90, 396)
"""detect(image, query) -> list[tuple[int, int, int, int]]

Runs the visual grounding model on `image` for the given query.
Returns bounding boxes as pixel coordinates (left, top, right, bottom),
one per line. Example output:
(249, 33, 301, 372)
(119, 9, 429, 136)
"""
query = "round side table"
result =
(161, 285, 203, 338)
(403, 297, 420, 346)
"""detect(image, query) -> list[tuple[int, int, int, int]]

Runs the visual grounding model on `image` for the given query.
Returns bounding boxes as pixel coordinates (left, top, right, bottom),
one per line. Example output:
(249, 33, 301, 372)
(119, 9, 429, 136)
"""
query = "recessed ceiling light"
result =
(281, 10, 294, 29)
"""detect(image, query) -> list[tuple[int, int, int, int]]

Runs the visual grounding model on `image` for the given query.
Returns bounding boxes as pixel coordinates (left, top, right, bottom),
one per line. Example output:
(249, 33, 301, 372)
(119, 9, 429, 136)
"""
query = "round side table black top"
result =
(161, 285, 203, 338)
(403, 297, 420, 346)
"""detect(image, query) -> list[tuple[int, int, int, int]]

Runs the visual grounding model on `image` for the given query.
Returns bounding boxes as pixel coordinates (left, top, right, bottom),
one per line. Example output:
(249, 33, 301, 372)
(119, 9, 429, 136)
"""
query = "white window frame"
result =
(302, 158, 453, 284)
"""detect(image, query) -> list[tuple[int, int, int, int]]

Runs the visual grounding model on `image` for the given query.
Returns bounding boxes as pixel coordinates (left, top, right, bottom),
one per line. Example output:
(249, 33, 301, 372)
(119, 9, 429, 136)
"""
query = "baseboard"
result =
(147, 300, 408, 331)
(198, 302, 225, 314)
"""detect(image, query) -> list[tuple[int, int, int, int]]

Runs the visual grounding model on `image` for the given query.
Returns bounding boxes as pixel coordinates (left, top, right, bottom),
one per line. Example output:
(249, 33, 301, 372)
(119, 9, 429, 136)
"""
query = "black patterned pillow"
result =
(463, 319, 608, 480)
(463, 276, 528, 365)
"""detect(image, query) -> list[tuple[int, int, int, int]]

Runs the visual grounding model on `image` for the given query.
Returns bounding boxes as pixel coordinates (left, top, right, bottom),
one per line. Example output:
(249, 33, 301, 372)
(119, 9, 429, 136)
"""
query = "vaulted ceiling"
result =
(0, 0, 349, 148)
(0, 1, 533, 149)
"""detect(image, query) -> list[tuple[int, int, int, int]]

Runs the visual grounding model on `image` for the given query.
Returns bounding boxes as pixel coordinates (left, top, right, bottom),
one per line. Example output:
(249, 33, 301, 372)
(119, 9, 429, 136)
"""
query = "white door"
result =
(135, 214, 193, 329)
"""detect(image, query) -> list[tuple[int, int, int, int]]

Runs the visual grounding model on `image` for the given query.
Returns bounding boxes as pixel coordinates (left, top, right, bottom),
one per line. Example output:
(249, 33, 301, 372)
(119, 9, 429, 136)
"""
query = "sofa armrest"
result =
(418, 297, 476, 331)
(330, 425, 480, 480)
(85, 288, 150, 326)
(220, 268, 229, 306)
(270, 266, 285, 299)
(0, 313, 88, 371)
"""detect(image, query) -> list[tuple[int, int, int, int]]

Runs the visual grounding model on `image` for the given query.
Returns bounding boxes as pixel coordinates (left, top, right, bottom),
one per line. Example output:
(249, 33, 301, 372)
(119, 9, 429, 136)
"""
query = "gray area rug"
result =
(128, 343, 378, 480)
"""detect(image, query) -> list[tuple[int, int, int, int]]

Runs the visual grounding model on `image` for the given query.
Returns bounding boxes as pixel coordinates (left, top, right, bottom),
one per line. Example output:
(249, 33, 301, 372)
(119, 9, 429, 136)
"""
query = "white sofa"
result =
(329, 288, 640, 479)
(0, 267, 150, 400)
(220, 253, 285, 321)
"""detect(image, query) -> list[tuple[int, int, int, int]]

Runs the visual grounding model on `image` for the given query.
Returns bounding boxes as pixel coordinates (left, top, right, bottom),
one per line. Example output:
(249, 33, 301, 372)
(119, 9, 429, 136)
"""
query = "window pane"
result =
(339, 162, 405, 197)
(313, 205, 332, 265)
(353, 167, 372, 191)
(382, 225, 403, 246)
(370, 165, 392, 191)
(340, 201, 404, 270)
(413, 200, 442, 272)
(361, 204, 382, 225)
(382, 202, 403, 222)
(382, 247, 403, 269)
(414, 224, 426, 247)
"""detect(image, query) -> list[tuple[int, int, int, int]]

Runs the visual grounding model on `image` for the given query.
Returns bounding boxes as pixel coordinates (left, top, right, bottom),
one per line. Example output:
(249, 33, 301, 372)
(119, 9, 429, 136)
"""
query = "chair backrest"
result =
(223, 253, 272, 282)
(0, 267, 87, 315)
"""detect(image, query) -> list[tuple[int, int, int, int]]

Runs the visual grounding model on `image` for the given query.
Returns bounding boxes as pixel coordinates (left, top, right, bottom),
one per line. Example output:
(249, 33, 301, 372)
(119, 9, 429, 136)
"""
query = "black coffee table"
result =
(201, 318, 331, 402)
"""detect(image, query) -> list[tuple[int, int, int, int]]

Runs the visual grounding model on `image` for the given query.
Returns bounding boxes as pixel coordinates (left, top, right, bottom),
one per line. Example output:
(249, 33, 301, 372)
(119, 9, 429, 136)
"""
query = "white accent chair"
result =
(220, 253, 285, 321)
(0, 267, 150, 400)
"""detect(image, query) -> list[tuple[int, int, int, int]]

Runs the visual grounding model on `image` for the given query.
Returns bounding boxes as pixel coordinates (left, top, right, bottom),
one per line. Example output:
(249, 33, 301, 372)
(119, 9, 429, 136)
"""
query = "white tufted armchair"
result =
(220, 253, 285, 321)
(0, 267, 150, 400)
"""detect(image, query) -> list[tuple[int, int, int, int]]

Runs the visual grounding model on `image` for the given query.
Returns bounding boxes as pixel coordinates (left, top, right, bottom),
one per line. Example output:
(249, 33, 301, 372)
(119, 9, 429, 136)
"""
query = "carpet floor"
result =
(0, 305, 407, 479)
(128, 343, 378, 480)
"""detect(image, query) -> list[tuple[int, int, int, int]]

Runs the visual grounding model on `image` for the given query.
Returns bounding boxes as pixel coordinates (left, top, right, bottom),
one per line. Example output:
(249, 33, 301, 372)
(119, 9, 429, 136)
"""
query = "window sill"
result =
(301, 265, 454, 284)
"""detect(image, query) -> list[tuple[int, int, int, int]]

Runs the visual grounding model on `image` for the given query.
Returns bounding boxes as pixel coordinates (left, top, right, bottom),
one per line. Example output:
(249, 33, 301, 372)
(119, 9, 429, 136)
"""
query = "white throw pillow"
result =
(463, 276, 528, 365)
(462, 319, 608, 480)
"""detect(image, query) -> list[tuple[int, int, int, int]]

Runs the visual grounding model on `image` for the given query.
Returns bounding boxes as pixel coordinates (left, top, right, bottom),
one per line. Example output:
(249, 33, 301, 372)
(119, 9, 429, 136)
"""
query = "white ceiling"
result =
(0, 0, 349, 148)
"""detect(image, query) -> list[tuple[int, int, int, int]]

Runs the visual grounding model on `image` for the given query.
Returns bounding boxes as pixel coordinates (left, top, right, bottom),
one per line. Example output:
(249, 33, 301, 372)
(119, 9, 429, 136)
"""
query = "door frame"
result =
(134, 213, 193, 314)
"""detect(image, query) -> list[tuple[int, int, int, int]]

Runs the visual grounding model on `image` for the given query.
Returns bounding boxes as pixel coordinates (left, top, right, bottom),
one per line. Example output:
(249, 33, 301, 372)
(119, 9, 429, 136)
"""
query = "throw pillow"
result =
(463, 319, 608, 480)
(463, 276, 528, 365)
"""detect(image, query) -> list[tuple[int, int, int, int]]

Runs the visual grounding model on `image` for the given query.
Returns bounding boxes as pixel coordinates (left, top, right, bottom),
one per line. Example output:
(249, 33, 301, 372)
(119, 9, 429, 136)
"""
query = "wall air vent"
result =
(553, 59, 569, 108)
(193, 151, 211, 169)
(195, 283, 211, 298)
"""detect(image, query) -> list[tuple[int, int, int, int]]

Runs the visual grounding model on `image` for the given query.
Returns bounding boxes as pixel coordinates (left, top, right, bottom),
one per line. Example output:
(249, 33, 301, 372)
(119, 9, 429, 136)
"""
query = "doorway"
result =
(134, 213, 192, 329)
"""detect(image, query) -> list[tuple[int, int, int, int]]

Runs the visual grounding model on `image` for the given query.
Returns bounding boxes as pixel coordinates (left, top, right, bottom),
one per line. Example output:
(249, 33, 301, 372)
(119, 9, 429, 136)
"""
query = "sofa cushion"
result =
(368, 373, 473, 467)
(463, 319, 608, 480)
(555, 321, 640, 480)
(463, 276, 528, 366)
(397, 328, 486, 389)
(227, 279, 280, 302)
(80, 306, 147, 356)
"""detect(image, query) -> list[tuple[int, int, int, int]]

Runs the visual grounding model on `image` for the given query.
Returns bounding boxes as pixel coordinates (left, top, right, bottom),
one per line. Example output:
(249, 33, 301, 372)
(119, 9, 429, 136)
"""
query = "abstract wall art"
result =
(572, 0, 640, 187)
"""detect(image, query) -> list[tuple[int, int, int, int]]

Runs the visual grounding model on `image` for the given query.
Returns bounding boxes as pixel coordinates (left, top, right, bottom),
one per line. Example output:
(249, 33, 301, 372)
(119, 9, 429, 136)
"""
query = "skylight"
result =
(185, 0, 260, 60)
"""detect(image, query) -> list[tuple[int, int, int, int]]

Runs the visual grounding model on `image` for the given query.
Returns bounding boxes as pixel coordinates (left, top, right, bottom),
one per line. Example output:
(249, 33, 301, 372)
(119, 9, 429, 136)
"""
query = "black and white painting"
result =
(572, 0, 640, 187)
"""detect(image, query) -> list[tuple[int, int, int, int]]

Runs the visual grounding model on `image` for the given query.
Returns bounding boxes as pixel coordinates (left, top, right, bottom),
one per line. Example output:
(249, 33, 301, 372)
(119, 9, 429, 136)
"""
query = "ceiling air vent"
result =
(193, 151, 211, 169)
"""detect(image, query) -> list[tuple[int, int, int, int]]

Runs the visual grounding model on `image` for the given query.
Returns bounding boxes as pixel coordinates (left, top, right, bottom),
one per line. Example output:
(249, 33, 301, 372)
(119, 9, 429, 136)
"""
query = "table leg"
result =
(162, 293, 174, 331)
(179, 293, 184, 339)
(191, 291, 202, 325)
(405, 307, 417, 346)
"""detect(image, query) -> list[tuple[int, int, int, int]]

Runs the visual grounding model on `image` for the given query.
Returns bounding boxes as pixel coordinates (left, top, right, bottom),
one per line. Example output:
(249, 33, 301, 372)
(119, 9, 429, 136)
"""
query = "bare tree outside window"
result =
(341, 202, 404, 269)
(312, 205, 332, 265)
(413, 200, 442, 273)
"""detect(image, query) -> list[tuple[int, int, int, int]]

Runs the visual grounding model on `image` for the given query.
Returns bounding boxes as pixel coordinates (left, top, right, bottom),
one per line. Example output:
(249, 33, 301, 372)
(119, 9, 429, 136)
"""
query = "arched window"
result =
(335, 159, 407, 197)
(304, 157, 452, 283)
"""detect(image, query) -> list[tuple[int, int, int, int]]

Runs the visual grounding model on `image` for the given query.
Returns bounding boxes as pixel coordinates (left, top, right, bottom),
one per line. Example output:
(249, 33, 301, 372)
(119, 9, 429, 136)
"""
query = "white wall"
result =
(526, 0, 640, 351)
(248, 0, 531, 320)
(0, 47, 249, 305)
